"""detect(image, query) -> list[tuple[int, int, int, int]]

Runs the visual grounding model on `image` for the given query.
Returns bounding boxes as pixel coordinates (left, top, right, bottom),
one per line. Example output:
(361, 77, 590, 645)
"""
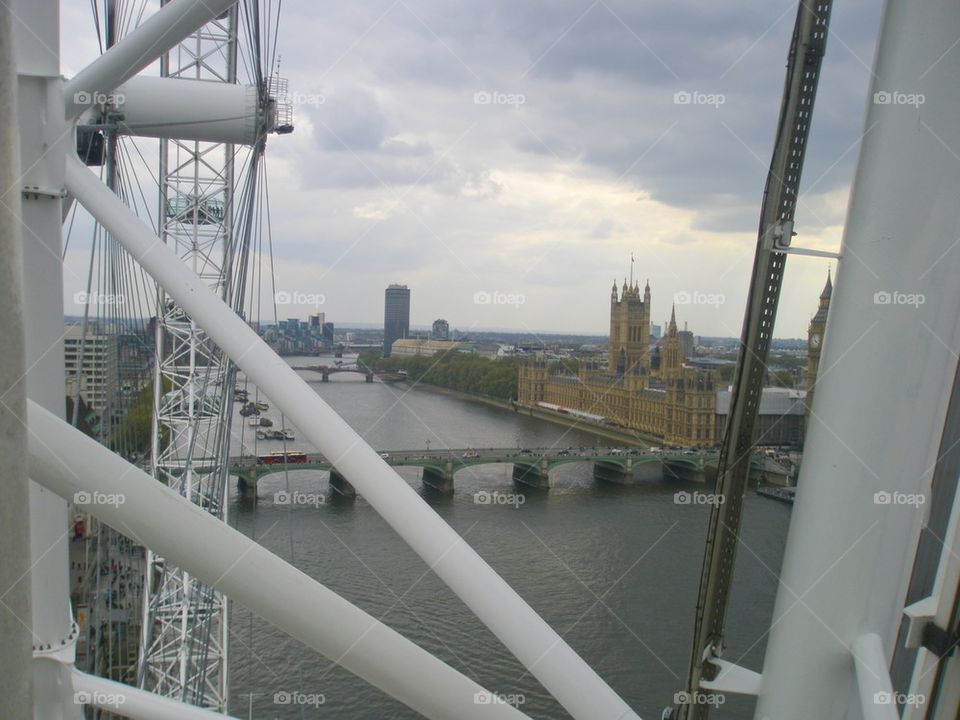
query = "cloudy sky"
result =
(61, 0, 884, 337)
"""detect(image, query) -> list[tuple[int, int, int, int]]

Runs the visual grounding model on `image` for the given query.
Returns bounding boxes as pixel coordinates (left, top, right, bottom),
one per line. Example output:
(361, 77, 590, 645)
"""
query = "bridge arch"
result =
(227, 448, 735, 497)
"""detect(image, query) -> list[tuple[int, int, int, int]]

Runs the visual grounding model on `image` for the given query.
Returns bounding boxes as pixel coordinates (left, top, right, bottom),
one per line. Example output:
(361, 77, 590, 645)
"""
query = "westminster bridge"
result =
(226, 447, 789, 498)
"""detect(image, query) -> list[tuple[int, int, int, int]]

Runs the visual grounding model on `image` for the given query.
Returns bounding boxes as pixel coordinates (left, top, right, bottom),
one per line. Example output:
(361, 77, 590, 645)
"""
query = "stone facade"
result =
(518, 280, 717, 447)
(390, 338, 469, 357)
(804, 271, 832, 431)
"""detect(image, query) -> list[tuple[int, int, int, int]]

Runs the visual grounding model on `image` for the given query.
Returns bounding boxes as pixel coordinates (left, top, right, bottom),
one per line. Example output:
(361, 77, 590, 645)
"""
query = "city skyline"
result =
(240, 270, 825, 340)
(58, 1, 883, 338)
(61, 271, 823, 340)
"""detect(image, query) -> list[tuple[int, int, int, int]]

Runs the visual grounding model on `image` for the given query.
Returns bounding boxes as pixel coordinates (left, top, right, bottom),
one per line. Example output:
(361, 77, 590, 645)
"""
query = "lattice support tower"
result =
(138, 5, 239, 709)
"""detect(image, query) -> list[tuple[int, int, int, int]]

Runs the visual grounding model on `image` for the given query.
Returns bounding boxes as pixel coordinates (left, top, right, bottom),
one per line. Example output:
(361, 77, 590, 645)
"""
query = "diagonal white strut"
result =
(63, 0, 238, 120)
(27, 401, 525, 720)
(63, 661, 238, 720)
(64, 152, 639, 720)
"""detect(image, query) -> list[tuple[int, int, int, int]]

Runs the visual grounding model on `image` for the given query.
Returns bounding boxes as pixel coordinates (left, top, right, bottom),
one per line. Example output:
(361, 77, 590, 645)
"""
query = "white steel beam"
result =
(852, 634, 898, 720)
(754, 0, 960, 717)
(15, 1, 81, 717)
(63, 0, 238, 120)
(699, 659, 762, 696)
(27, 401, 527, 720)
(64, 152, 639, 720)
(0, 1, 32, 716)
(113, 76, 264, 145)
(65, 664, 236, 720)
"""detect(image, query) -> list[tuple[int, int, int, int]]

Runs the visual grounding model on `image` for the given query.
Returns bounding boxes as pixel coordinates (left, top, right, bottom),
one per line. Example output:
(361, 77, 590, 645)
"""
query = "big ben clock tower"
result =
(804, 270, 832, 432)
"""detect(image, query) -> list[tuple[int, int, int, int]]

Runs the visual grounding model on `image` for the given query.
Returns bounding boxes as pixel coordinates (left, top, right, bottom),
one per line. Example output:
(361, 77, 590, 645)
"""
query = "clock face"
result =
(811, 333, 821, 349)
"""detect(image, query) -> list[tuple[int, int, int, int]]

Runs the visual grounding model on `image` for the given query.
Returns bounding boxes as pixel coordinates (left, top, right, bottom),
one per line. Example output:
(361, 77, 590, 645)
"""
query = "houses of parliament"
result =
(518, 270, 832, 448)
(518, 277, 719, 447)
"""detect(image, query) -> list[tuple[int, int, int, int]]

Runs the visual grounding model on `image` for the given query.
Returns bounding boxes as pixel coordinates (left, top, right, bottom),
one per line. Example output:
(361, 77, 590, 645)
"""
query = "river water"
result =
(227, 357, 791, 719)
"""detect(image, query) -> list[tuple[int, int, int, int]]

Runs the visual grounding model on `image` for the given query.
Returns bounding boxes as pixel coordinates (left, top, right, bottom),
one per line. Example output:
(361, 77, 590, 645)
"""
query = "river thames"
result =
(227, 357, 791, 719)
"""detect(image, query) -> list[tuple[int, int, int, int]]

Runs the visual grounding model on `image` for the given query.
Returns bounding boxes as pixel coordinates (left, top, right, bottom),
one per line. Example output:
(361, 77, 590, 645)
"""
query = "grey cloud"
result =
(312, 88, 392, 152)
(278, 0, 881, 232)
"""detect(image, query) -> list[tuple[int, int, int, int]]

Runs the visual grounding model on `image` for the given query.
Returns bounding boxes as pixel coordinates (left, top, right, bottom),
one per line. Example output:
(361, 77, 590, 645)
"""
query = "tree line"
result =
(362, 350, 519, 400)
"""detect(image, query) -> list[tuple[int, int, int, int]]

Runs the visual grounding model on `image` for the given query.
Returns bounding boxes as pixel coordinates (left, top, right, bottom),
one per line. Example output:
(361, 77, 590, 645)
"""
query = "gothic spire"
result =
(820, 268, 833, 301)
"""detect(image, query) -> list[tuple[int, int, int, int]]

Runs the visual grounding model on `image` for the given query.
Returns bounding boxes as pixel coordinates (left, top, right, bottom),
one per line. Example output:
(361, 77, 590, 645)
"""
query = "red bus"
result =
(257, 450, 308, 465)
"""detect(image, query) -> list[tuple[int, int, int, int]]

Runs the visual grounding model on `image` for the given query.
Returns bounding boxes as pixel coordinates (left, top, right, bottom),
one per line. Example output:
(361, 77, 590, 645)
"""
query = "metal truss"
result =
(139, 5, 239, 710)
(679, 2, 834, 718)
